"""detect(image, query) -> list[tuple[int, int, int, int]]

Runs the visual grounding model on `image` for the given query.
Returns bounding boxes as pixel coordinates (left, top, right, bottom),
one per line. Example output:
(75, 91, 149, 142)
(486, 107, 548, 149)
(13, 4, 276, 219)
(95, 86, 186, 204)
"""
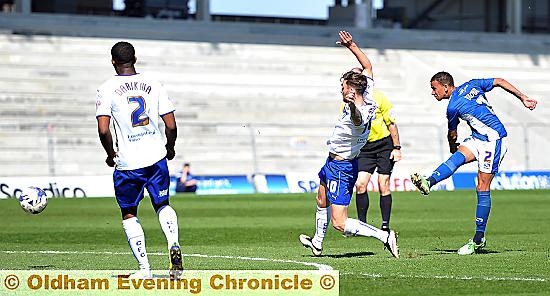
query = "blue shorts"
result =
(113, 158, 170, 209)
(318, 156, 358, 206)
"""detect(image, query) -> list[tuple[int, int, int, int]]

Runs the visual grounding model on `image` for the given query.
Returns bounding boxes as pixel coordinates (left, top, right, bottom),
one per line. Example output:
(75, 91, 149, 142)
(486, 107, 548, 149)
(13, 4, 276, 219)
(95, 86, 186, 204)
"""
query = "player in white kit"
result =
(96, 41, 182, 278)
(299, 31, 399, 258)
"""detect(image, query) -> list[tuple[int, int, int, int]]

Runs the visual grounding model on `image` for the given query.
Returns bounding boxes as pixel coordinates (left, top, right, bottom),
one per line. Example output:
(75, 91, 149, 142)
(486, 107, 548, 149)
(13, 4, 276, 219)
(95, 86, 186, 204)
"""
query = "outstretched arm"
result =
(337, 31, 373, 77)
(493, 78, 537, 110)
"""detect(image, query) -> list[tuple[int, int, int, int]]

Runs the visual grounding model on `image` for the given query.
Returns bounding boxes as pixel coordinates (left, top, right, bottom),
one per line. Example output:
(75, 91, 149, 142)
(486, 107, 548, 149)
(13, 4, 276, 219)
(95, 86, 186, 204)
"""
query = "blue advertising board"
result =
(170, 175, 255, 195)
(452, 171, 550, 190)
(169, 171, 550, 195)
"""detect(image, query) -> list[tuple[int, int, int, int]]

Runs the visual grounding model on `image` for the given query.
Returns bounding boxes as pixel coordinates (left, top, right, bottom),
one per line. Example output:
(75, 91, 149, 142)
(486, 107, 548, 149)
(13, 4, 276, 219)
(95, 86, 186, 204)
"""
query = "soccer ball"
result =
(19, 186, 48, 214)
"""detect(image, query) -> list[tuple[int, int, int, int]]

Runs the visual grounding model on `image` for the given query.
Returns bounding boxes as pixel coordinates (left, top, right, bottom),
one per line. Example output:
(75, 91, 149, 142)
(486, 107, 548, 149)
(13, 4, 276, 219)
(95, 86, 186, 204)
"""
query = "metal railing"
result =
(1, 121, 547, 177)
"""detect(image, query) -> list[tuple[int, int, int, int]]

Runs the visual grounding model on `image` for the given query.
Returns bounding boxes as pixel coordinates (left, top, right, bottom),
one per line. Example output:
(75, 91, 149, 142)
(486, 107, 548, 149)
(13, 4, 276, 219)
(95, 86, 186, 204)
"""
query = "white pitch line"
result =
(1, 250, 333, 271)
(341, 272, 547, 282)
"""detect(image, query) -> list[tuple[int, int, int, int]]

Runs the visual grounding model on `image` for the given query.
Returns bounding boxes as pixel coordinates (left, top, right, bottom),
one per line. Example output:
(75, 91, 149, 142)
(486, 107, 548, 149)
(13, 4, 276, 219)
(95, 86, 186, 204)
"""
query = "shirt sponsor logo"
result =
(464, 88, 480, 100)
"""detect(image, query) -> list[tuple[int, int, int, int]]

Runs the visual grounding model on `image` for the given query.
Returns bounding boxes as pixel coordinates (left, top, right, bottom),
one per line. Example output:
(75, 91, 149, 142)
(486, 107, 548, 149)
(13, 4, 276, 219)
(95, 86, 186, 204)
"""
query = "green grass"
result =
(1, 190, 549, 295)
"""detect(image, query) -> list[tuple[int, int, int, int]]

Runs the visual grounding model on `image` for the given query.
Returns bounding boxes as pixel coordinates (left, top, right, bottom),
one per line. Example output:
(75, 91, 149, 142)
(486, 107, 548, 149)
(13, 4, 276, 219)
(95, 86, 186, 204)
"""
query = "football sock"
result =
(344, 218, 388, 242)
(312, 206, 330, 249)
(429, 151, 466, 187)
(355, 192, 369, 223)
(474, 231, 485, 244)
(157, 205, 180, 249)
(122, 217, 150, 271)
(380, 194, 392, 230)
(474, 191, 491, 244)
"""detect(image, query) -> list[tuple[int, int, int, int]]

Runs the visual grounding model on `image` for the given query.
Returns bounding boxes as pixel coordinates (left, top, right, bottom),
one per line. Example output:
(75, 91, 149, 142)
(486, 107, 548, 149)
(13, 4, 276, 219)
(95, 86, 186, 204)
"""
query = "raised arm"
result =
(493, 78, 537, 110)
(337, 31, 373, 77)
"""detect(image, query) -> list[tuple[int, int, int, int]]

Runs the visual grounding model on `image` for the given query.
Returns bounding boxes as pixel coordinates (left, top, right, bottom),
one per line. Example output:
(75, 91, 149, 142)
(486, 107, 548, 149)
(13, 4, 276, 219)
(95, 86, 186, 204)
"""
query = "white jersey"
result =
(327, 75, 377, 159)
(95, 73, 175, 170)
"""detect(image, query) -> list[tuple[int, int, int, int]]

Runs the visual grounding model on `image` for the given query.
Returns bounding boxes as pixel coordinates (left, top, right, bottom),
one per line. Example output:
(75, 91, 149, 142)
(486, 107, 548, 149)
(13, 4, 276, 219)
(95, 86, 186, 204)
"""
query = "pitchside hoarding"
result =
(1, 171, 549, 198)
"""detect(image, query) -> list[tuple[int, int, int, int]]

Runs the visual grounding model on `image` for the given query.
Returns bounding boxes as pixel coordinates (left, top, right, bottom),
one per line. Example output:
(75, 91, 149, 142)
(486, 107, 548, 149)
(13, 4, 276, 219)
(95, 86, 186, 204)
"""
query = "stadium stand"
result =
(0, 13, 548, 176)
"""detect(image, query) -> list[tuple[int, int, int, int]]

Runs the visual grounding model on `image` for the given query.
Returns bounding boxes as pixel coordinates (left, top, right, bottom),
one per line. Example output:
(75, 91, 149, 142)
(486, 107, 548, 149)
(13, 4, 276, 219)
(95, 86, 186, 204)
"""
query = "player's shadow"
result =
(304, 251, 375, 258)
(29, 265, 56, 269)
(431, 249, 499, 254)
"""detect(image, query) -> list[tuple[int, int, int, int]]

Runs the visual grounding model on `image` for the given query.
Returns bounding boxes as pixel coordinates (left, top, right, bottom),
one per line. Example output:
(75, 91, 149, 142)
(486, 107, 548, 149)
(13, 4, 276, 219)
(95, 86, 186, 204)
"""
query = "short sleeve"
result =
(471, 78, 495, 92)
(376, 91, 396, 125)
(447, 105, 459, 131)
(158, 84, 175, 116)
(95, 88, 111, 117)
(361, 75, 377, 125)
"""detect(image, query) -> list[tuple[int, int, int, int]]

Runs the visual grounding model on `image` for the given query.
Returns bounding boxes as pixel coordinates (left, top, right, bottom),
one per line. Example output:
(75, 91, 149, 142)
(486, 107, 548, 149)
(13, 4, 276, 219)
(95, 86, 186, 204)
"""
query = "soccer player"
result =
(96, 41, 183, 278)
(299, 31, 399, 258)
(355, 89, 402, 230)
(411, 71, 537, 255)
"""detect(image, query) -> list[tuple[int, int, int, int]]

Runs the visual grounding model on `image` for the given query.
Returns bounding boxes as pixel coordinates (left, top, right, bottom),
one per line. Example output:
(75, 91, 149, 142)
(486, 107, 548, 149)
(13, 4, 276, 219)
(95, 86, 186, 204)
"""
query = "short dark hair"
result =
(111, 41, 135, 65)
(431, 71, 454, 86)
(341, 70, 368, 94)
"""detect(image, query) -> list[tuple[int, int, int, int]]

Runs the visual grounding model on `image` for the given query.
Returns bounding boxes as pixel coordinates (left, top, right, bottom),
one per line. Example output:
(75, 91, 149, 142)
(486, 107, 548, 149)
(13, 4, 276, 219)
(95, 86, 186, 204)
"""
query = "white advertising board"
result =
(0, 176, 114, 199)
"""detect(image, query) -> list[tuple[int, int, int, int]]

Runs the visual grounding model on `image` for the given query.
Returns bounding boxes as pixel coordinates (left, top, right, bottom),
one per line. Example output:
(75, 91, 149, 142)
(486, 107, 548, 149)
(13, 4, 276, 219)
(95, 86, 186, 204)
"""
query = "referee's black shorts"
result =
(357, 136, 395, 175)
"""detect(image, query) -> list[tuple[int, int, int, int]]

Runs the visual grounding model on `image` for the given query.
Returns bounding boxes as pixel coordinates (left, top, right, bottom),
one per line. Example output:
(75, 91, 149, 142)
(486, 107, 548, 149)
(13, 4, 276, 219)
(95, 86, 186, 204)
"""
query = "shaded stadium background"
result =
(0, 0, 548, 196)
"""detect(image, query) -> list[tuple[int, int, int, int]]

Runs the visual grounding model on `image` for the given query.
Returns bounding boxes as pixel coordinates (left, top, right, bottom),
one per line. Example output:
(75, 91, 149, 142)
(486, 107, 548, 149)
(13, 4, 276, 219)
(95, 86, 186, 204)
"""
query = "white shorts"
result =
(461, 136, 508, 174)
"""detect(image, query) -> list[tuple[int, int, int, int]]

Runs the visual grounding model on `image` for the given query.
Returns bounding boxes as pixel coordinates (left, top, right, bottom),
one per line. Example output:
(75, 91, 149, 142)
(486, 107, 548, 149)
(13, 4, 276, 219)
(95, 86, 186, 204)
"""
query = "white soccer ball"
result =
(19, 186, 48, 215)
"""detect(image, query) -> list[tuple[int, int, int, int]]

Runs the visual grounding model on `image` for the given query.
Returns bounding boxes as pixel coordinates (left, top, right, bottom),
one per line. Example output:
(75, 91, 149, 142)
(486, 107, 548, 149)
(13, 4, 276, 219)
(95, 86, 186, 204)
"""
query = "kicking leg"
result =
(412, 146, 474, 195)
(331, 204, 399, 258)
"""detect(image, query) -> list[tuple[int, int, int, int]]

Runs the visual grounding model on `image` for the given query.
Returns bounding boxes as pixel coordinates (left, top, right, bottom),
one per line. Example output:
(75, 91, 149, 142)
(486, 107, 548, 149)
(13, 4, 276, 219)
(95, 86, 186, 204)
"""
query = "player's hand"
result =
(390, 149, 402, 162)
(449, 142, 459, 154)
(105, 155, 116, 167)
(166, 145, 175, 160)
(337, 31, 353, 47)
(343, 89, 355, 104)
(522, 97, 537, 110)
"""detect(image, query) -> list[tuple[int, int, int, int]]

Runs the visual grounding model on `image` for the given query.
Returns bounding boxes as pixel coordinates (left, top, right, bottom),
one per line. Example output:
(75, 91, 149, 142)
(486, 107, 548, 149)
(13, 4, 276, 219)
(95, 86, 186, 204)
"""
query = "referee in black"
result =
(355, 89, 402, 231)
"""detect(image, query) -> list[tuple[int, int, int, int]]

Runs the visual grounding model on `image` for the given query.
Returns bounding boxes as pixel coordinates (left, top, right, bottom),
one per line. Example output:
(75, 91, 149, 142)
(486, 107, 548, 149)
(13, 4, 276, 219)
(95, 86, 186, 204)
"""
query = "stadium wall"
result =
(0, 13, 549, 185)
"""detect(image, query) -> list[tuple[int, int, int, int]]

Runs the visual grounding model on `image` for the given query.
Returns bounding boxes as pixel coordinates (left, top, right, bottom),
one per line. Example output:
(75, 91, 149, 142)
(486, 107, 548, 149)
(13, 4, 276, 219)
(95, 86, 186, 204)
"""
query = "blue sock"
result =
(428, 152, 466, 187)
(474, 191, 491, 244)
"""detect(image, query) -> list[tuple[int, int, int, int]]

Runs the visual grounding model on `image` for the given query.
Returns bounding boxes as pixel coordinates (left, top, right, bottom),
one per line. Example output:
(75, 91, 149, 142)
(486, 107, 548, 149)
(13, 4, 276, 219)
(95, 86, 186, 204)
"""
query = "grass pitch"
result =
(1, 190, 549, 295)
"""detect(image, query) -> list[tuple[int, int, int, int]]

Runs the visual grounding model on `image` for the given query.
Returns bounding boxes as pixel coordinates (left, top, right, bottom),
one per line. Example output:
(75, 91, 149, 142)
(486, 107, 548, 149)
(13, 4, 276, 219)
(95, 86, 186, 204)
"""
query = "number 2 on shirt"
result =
(128, 96, 150, 127)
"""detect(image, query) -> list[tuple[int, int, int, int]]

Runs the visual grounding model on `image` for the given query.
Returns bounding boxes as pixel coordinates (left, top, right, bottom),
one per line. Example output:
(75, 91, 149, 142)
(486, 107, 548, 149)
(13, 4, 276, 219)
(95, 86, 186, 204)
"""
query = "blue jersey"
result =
(447, 78, 507, 141)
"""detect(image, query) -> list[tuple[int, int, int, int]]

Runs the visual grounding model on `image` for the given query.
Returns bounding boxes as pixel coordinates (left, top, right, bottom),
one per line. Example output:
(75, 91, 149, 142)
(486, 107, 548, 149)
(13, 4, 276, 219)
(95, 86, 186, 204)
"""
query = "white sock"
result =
(312, 206, 330, 249)
(157, 205, 179, 249)
(122, 217, 150, 271)
(344, 218, 389, 242)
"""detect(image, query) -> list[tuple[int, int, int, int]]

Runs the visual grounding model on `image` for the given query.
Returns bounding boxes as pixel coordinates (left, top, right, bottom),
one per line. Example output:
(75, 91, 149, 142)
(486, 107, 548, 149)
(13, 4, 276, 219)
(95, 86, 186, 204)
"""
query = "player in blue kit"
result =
(411, 71, 538, 255)
(96, 41, 183, 277)
(299, 31, 399, 258)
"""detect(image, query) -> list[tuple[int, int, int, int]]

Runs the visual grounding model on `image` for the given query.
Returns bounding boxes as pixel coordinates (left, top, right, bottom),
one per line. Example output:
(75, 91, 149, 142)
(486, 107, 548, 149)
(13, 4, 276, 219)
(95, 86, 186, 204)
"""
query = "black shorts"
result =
(357, 136, 395, 175)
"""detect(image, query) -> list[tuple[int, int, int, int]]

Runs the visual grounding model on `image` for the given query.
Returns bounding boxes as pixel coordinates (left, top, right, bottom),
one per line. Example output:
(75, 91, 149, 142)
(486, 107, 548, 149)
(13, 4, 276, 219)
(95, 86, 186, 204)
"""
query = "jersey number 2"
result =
(128, 96, 150, 127)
